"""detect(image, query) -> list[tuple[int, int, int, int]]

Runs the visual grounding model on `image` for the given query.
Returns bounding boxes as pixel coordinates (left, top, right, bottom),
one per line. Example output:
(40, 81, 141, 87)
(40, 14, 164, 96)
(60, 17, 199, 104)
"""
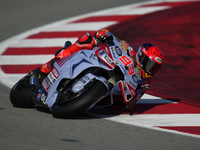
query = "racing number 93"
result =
(119, 55, 134, 76)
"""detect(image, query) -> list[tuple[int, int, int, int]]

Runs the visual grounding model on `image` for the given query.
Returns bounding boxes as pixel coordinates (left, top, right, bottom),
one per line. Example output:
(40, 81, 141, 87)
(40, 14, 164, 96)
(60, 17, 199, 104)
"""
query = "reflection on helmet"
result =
(136, 43, 164, 76)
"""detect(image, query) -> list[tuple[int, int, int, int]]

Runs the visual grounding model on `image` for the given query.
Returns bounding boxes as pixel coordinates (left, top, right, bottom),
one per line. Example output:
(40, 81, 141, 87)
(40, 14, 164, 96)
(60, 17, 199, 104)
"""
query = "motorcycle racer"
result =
(37, 29, 164, 110)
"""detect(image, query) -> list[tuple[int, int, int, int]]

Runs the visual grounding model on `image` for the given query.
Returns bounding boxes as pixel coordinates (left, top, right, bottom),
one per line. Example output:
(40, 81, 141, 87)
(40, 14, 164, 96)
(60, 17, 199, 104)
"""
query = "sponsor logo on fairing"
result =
(45, 77, 53, 87)
(41, 79, 50, 93)
(29, 75, 36, 86)
(132, 74, 138, 83)
(96, 48, 115, 69)
(115, 46, 122, 56)
(120, 40, 128, 53)
(47, 72, 56, 84)
(136, 67, 141, 71)
(41, 93, 47, 105)
(104, 55, 113, 65)
(51, 67, 59, 78)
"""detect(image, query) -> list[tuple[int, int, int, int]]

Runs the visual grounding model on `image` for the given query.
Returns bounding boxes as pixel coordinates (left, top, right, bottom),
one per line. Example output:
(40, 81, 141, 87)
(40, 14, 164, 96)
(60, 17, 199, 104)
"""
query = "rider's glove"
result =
(95, 29, 109, 43)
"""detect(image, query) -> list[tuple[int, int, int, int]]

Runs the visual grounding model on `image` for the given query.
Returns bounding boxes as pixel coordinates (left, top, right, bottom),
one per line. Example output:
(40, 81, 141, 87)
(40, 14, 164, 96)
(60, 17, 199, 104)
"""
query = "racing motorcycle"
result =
(10, 38, 141, 118)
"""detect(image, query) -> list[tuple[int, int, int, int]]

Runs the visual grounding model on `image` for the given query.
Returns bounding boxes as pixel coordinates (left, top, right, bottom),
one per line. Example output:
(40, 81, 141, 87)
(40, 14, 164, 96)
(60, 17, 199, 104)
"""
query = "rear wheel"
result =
(51, 80, 107, 118)
(10, 74, 34, 108)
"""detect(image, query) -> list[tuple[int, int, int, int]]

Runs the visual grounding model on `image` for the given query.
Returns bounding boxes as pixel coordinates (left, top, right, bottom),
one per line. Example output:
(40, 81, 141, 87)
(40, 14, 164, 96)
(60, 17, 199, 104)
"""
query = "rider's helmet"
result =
(136, 43, 164, 76)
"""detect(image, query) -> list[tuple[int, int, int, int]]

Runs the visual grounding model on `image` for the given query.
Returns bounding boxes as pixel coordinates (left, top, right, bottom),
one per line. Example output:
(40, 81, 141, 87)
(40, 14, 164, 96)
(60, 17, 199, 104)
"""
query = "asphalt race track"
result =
(0, 0, 200, 150)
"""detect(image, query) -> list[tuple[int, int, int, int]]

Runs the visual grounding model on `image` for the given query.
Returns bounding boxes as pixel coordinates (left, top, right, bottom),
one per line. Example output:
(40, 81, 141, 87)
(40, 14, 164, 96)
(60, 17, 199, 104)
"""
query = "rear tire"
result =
(51, 80, 107, 118)
(10, 74, 34, 108)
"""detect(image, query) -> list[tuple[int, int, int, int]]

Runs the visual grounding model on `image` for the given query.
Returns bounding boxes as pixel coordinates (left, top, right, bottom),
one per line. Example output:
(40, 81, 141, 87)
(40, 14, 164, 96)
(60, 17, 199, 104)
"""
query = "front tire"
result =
(51, 80, 107, 118)
(10, 74, 34, 108)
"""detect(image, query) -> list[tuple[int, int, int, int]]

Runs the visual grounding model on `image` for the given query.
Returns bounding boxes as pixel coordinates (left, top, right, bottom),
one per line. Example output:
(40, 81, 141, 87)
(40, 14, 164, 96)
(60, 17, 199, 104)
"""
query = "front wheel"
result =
(51, 80, 107, 118)
(10, 74, 34, 108)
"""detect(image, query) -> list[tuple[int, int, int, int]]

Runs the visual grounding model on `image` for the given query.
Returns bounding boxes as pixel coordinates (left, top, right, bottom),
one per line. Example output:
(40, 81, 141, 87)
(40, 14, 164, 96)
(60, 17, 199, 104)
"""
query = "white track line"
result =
(106, 114, 200, 127)
(100, 114, 200, 139)
(7, 38, 77, 48)
(0, 55, 54, 65)
(42, 22, 117, 32)
(137, 94, 177, 104)
(90, 6, 170, 16)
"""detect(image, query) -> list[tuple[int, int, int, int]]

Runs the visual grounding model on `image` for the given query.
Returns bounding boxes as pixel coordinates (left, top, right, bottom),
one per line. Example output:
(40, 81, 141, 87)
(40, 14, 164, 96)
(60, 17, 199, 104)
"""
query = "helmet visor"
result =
(141, 55, 162, 76)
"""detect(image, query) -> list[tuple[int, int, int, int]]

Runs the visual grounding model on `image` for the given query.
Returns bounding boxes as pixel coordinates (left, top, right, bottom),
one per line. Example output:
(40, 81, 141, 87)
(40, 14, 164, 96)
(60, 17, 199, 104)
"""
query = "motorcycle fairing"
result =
(41, 36, 142, 109)
(95, 46, 116, 69)
(43, 48, 113, 108)
(110, 36, 142, 104)
(118, 80, 136, 103)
